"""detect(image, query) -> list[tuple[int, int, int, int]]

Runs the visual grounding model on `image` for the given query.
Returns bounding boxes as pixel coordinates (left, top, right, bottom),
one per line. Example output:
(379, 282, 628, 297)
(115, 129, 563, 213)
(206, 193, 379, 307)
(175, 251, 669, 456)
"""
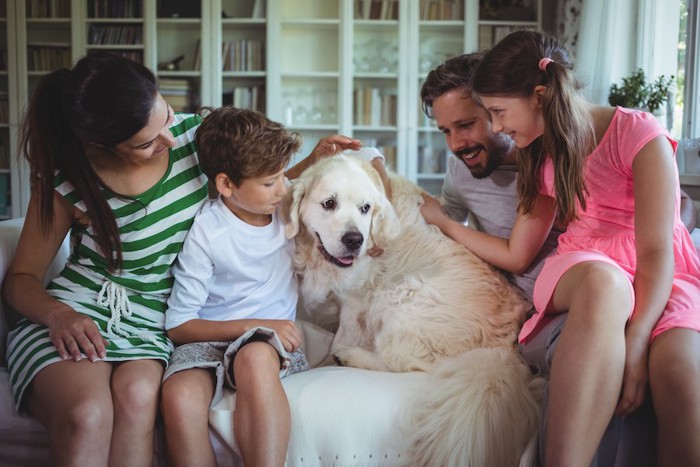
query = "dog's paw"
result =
(332, 353, 346, 366)
(331, 346, 389, 371)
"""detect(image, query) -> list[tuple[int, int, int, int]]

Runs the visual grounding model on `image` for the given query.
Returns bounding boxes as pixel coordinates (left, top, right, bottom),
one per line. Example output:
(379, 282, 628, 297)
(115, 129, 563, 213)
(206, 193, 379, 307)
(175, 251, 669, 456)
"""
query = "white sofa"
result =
(1, 216, 698, 467)
(0, 217, 428, 467)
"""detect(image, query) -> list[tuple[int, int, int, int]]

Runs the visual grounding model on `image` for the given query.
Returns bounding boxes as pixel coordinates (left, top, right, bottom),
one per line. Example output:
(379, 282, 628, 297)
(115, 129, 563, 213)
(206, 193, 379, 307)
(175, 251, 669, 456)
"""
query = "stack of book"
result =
(222, 40, 264, 72)
(353, 87, 397, 127)
(419, 0, 463, 20)
(27, 45, 71, 71)
(355, 0, 399, 20)
(159, 78, 190, 112)
(88, 25, 143, 45)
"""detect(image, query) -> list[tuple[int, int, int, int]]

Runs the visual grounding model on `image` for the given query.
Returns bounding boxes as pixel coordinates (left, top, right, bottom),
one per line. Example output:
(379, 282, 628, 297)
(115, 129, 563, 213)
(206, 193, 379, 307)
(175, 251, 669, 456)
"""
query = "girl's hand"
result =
(420, 193, 449, 228)
(259, 320, 302, 353)
(308, 135, 362, 162)
(615, 335, 649, 416)
(47, 308, 108, 362)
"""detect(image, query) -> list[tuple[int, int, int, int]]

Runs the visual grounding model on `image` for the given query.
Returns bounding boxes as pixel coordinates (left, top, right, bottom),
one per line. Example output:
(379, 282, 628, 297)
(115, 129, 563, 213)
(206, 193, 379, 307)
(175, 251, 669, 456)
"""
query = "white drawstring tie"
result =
(98, 280, 169, 351)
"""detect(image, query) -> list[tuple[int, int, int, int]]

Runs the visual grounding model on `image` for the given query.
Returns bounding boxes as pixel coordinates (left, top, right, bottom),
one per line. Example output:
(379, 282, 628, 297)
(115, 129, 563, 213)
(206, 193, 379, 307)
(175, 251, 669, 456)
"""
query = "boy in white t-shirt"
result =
(161, 107, 308, 467)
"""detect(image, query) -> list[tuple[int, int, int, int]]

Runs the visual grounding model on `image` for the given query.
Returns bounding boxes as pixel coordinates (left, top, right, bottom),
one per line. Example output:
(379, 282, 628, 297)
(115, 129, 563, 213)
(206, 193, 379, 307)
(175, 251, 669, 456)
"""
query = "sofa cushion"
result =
(210, 366, 427, 467)
(0, 218, 70, 367)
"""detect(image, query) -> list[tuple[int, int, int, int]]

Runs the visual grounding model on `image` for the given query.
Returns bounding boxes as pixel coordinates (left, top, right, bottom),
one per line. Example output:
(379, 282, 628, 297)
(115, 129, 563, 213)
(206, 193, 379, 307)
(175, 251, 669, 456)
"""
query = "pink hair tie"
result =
(538, 57, 553, 71)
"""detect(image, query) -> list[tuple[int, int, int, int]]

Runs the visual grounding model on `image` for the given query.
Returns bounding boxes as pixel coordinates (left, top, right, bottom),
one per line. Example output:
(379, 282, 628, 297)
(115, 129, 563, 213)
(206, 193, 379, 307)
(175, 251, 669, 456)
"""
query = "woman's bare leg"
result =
(233, 342, 290, 467)
(544, 262, 632, 467)
(109, 359, 164, 467)
(27, 360, 114, 467)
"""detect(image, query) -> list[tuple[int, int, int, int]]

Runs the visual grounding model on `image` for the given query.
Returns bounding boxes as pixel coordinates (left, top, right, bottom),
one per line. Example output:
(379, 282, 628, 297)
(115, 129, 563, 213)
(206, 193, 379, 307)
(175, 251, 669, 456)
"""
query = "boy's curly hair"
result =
(195, 106, 302, 186)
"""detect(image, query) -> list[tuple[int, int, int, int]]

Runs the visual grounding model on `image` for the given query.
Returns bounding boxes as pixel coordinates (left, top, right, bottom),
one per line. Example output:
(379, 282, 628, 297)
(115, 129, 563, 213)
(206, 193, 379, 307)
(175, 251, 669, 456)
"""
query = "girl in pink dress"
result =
(421, 30, 700, 467)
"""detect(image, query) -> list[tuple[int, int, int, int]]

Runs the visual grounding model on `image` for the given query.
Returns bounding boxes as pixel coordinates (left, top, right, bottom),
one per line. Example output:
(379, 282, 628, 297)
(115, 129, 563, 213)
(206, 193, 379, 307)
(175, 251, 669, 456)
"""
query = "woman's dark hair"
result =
(19, 52, 159, 270)
(420, 52, 484, 118)
(473, 30, 594, 225)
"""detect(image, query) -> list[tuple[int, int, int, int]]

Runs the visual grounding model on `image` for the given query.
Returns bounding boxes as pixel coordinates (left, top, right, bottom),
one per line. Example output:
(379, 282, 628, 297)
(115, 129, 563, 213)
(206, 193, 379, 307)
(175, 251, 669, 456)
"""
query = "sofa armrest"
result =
(0, 218, 70, 366)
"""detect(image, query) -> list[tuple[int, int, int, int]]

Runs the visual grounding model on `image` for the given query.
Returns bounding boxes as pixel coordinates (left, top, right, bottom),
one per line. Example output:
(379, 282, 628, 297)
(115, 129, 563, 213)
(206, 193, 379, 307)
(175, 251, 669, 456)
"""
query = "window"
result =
(675, 0, 700, 178)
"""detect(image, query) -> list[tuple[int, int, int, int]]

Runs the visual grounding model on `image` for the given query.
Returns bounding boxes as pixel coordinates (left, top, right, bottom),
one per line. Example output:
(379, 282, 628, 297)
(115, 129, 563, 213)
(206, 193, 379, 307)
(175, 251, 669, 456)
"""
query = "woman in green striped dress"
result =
(3, 52, 360, 466)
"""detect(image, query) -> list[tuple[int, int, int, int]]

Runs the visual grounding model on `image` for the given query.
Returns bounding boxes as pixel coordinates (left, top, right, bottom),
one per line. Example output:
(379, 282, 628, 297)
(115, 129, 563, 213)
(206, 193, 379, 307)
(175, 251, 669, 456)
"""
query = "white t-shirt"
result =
(165, 196, 298, 330)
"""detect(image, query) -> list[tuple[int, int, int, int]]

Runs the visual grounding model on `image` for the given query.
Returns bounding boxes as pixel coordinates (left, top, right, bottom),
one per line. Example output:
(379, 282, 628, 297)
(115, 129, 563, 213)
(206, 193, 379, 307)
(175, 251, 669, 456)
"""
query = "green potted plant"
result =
(608, 68, 674, 114)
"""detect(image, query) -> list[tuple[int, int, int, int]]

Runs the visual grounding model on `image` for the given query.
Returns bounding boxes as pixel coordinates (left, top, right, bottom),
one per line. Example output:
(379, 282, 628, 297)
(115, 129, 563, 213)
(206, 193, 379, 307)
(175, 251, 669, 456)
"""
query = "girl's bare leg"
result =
(544, 262, 632, 467)
(649, 328, 700, 467)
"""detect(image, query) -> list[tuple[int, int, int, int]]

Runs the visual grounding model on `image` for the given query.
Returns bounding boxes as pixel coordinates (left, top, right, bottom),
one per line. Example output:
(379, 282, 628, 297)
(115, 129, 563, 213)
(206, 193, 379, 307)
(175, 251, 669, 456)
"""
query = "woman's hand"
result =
(308, 135, 363, 163)
(286, 135, 363, 180)
(47, 307, 108, 362)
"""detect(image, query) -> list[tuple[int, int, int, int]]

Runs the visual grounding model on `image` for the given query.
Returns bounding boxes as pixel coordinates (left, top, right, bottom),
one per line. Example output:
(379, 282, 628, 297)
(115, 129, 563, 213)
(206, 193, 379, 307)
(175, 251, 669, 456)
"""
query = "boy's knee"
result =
(233, 342, 280, 375)
(161, 370, 214, 416)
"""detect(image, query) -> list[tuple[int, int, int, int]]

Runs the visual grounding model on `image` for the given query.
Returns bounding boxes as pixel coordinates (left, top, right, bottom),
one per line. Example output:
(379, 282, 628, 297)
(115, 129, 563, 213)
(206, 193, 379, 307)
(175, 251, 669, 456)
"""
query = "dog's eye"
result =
(321, 198, 336, 210)
(360, 203, 371, 214)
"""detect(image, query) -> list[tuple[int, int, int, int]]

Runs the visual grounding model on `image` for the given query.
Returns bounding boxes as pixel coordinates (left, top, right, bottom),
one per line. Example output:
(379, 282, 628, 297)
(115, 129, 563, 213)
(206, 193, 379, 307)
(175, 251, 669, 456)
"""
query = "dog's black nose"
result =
(342, 231, 364, 250)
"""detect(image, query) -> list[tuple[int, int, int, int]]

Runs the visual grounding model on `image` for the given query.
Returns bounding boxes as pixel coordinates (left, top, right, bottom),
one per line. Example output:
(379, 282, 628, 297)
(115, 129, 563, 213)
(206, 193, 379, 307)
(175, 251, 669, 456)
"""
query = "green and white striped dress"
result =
(7, 113, 208, 409)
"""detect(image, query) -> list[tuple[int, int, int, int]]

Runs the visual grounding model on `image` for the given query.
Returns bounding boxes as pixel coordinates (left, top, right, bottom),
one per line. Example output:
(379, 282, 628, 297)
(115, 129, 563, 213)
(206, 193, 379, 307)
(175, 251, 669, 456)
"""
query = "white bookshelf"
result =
(6, 0, 546, 219)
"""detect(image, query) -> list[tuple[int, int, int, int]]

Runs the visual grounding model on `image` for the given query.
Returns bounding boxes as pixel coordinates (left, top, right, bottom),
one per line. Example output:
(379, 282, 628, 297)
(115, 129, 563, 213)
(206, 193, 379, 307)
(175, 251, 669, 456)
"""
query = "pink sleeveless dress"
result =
(519, 107, 700, 343)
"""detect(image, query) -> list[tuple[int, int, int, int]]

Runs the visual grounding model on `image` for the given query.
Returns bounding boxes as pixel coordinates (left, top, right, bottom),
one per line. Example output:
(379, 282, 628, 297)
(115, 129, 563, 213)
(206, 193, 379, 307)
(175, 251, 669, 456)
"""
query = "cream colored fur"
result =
(283, 155, 544, 467)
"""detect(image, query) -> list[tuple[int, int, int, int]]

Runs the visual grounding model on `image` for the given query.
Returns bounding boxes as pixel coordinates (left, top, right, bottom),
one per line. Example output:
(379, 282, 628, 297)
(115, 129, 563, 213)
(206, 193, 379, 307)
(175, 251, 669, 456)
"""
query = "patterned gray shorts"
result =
(163, 326, 309, 407)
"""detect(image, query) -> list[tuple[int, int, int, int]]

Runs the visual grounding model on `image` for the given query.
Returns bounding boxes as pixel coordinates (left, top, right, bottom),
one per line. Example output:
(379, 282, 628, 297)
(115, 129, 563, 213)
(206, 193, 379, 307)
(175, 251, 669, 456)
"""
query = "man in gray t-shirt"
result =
(420, 52, 562, 303)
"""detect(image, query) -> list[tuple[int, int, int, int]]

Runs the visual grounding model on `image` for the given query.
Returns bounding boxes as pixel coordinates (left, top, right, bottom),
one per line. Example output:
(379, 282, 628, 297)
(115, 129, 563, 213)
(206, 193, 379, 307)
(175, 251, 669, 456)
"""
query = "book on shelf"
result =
(251, 0, 265, 19)
(222, 85, 266, 113)
(378, 145, 396, 170)
(0, 94, 7, 124)
(420, 0, 461, 20)
(192, 38, 201, 71)
(355, 0, 398, 20)
(27, 0, 71, 18)
(222, 40, 264, 72)
(0, 172, 9, 217)
(0, 135, 8, 169)
(89, 0, 142, 18)
(27, 45, 71, 71)
(88, 25, 143, 45)
(159, 78, 190, 112)
(353, 87, 397, 126)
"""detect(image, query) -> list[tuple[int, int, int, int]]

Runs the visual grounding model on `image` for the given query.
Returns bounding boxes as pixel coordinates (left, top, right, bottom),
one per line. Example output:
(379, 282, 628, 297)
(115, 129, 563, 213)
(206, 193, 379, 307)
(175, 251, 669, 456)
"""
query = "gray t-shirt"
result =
(441, 156, 562, 301)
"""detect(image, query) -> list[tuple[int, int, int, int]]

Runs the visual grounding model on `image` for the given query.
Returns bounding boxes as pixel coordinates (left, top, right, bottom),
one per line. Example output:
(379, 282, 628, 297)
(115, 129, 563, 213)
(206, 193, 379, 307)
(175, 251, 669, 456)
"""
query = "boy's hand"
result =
(260, 319, 303, 352)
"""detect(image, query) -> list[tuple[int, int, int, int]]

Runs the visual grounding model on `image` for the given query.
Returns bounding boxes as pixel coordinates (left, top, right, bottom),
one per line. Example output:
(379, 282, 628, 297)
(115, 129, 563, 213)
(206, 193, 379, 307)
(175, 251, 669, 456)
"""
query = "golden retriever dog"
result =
(283, 154, 544, 467)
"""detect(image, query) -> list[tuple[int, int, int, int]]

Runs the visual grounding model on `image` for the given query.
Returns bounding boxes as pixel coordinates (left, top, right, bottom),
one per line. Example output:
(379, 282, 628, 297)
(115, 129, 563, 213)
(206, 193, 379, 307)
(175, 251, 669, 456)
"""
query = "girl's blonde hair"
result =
(473, 30, 594, 225)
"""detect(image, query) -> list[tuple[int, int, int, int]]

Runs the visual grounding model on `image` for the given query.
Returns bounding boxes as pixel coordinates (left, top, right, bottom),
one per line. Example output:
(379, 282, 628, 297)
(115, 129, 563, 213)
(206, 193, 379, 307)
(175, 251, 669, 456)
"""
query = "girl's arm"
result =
(1, 193, 107, 362)
(680, 189, 697, 232)
(421, 192, 557, 274)
(616, 135, 677, 416)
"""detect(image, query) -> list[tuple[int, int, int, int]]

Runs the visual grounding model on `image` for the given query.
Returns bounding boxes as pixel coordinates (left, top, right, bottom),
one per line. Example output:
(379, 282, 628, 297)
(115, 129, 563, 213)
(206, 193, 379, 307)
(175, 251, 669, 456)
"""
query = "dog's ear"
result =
(370, 193, 401, 249)
(282, 179, 305, 238)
